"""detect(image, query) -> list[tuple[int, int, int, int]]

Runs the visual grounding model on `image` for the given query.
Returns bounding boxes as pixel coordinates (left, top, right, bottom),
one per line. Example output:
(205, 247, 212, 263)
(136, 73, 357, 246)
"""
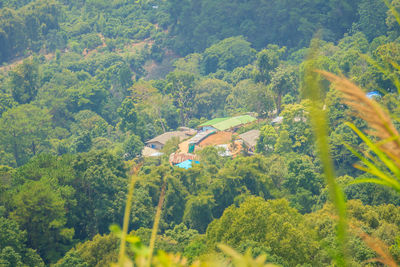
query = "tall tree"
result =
(201, 36, 256, 74)
(280, 101, 312, 154)
(166, 71, 196, 125)
(254, 45, 286, 84)
(0, 8, 25, 63)
(0, 217, 45, 267)
(268, 65, 299, 114)
(9, 58, 39, 104)
(256, 125, 278, 154)
(354, 0, 388, 40)
(71, 151, 127, 239)
(10, 179, 74, 263)
(0, 105, 51, 166)
(193, 78, 231, 118)
(0, 93, 16, 117)
(225, 79, 275, 117)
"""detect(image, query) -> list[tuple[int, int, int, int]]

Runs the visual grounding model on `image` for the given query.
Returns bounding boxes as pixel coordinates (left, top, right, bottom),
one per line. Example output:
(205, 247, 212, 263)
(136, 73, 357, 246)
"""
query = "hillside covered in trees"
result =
(1, 0, 400, 266)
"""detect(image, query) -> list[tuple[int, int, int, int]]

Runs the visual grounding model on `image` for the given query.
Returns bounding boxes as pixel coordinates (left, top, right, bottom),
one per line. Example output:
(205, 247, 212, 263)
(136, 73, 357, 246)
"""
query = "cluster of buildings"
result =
(141, 115, 261, 169)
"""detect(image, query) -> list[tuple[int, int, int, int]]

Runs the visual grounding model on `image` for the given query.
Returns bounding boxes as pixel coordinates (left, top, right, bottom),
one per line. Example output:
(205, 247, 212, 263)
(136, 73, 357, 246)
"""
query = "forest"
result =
(1, 0, 400, 266)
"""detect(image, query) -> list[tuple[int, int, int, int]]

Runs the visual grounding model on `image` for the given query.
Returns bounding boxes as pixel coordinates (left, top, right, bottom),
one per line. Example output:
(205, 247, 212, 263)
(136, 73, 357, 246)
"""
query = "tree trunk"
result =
(157, 110, 166, 133)
(276, 93, 282, 115)
(31, 140, 36, 155)
(12, 130, 20, 166)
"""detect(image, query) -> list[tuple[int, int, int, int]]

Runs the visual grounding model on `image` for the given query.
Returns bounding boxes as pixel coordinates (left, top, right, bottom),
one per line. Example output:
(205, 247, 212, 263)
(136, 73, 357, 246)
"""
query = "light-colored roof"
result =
(198, 115, 257, 131)
(145, 131, 191, 145)
(142, 146, 164, 157)
(239, 129, 260, 148)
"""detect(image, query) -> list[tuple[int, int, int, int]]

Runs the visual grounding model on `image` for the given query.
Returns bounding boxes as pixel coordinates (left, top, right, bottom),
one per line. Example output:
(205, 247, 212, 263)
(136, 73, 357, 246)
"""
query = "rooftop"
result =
(198, 117, 230, 127)
(198, 115, 257, 131)
(145, 130, 194, 145)
(169, 152, 198, 165)
(239, 129, 260, 148)
(188, 130, 216, 144)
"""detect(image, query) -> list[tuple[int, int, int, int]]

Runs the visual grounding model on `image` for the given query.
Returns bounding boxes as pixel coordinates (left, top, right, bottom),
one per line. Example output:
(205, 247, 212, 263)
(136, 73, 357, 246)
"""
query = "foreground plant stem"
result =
(118, 163, 141, 267)
(304, 38, 349, 266)
(147, 178, 167, 267)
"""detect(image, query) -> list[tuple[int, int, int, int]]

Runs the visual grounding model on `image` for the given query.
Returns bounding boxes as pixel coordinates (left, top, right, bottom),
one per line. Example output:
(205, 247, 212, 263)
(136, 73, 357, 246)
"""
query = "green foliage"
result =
(54, 234, 119, 267)
(210, 155, 274, 218)
(354, 0, 388, 41)
(0, 93, 16, 117)
(0, 246, 24, 267)
(71, 110, 109, 139)
(0, 104, 51, 166)
(0, 217, 45, 266)
(164, 223, 200, 253)
(193, 78, 231, 119)
(0, 7, 25, 63)
(183, 194, 214, 233)
(254, 45, 286, 84)
(9, 58, 39, 104)
(330, 123, 360, 176)
(283, 155, 323, 213)
(256, 125, 278, 154)
(268, 65, 299, 113)
(71, 150, 127, 239)
(307, 200, 400, 265)
(206, 197, 319, 266)
(202, 36, 256, 74)
(304, 41, 350, 266)
(130, 187, 155, 230)
(1, 0, 400, 265)
(10, 179, 73, 263)
(280, 101, 312, 154)
(166, 71, 196, 125)
(226, 79, 274, 117)
(167, 0, 361, 54)
(274, 130, 292, 154)
(173, 53, 202, 75)
(74, 131, 92, 153)
(0, 0, 61, 63)
(118, 98, 139, 133)
(123, 134, 144, 160)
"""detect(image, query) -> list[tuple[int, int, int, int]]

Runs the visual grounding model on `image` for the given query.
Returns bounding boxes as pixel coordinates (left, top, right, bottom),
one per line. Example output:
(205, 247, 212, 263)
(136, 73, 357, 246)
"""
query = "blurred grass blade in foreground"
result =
(317, 70, 400, 194)
(303, 38, 349, 266)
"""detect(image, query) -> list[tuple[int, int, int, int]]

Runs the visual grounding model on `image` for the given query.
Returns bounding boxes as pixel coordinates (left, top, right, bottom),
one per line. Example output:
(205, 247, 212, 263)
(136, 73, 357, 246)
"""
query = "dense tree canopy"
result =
(1, 0, 400, 265)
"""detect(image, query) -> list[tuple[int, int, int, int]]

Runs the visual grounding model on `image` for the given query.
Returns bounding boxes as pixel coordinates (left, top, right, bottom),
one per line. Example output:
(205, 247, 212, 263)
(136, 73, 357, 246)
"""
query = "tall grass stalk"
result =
(317, 69, 400, 195)
(304, 38, 349, 266)
(348, 221, 397, 267)
(117, 164, 141, 267)
(147, 178, 167, 267)
(384, 0, 400, 29)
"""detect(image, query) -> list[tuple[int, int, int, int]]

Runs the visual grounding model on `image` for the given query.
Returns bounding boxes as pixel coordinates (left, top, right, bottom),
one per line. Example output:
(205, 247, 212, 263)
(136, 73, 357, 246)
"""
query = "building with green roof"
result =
(198, 117, 229, 127)
(198, 115, 256, 131)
